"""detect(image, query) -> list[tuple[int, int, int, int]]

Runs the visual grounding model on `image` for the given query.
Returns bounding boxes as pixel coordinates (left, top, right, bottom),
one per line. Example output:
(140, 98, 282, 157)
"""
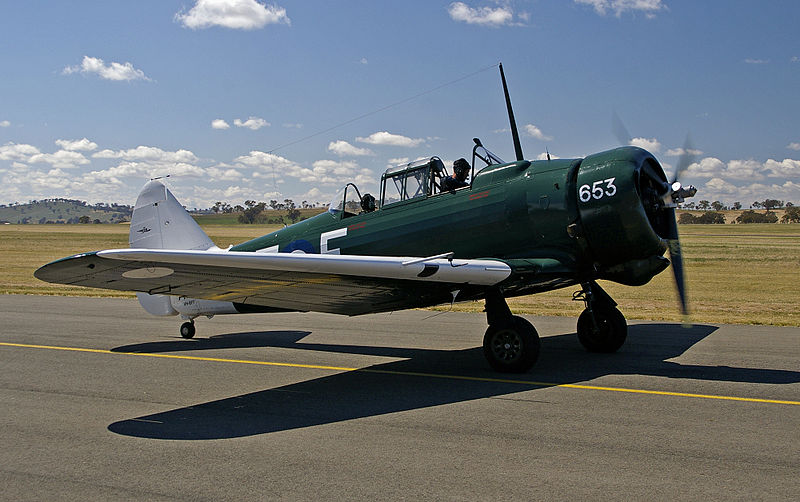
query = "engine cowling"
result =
(574, 147, 672, 286)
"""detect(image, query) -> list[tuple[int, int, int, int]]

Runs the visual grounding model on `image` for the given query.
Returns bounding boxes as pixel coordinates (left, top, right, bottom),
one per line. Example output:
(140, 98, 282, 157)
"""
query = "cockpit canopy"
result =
(327, 139, 506, 217)
(380, 157, 446, 207)
(328, 183, 374, 218)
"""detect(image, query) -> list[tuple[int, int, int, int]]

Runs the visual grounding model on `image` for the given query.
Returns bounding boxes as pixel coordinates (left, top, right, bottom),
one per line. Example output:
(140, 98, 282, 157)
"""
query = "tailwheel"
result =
(483, 316, 540, 373)
(179, 321, 196, 339)
(577, 306, 627, 353)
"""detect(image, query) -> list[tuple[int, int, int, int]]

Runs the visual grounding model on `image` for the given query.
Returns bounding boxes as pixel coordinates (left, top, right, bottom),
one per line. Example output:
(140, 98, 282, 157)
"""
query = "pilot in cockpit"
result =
(442, 158, 470, 191)
(360, 193, 376, 213)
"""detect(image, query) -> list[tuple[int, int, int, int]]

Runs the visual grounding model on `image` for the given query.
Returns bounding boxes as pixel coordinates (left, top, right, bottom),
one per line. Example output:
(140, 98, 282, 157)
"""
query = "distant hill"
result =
(0, 199, 132, 224)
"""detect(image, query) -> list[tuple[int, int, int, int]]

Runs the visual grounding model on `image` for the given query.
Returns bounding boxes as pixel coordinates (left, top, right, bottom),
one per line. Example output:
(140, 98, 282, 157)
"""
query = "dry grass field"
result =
(1, 222, 798, 326)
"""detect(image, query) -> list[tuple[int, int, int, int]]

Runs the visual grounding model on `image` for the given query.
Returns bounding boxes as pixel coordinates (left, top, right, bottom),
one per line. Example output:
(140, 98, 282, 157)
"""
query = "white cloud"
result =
(313, 159, 359, 175)
(0, 143, 41, 161)
(792, 56, 799, 63)
(28, 168, 78, 191)
(665, 147, 703, 157)
(28, 150, 90, 169)
(307, 160, 349, 184)
(92, 146, 198, 164)
(233, 151, 375, 189)
(211, 119, 231, 130)
(686, 157, 725, 178)
(55, 138, 98, 152)
(356, 131, 424, 147)
(704, 177, 739, 196)
(310, 160, 377, 189)
(763, 158, 800, 178)
(307, 160, 376, 187)
(328, 140, 374, 157)
(787, 142, 800, 151)
(448, 2, 514, 27)
(234, 150, 308, 179)
(359, 58, 368, 65)
(685, 157, 800, 182)
(574, 0, 666, 18)
(726, 159, 767, 180)
(62, 56, 151, 82)
(0, 120, 10, 128)
(234, 116, 270, 130)
(87, 163, 143, 181)
(296, 187, 326, 202)
(744, 58, 769, 64)
(630, 137, 661, 152)
(176, 0, 290, 30)
(88, 161, 205, 182)
(523, 124, 553, 141)
(282, 123, 303, 129)
(205, 167, 243, 181)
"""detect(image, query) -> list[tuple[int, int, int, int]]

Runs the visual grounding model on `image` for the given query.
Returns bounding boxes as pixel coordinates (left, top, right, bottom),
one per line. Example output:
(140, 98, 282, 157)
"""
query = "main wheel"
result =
(577, 307, 627, 353)
(483, 316, 540, 373)
(180, 321, 196, 339)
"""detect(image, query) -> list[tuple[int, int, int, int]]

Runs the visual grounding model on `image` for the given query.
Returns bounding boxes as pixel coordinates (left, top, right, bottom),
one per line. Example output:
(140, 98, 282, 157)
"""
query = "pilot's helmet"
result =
(360, 193, 376, 212)
(453, 158, 469, 177)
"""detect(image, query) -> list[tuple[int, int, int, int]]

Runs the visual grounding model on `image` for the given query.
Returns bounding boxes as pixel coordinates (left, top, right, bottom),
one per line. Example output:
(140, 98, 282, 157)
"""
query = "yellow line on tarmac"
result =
(2, 341, 799, 406)
(0, 342, 355, 372)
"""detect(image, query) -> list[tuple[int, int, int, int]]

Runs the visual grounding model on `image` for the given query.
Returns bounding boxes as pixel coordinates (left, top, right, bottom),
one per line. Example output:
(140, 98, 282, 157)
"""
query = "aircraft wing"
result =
(35, 249, 514, 316)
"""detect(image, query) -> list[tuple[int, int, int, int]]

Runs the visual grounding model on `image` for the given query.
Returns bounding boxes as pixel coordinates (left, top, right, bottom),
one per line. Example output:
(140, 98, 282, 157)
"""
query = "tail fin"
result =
(130, 180, 214, 317)
(129, 180, 215, 251)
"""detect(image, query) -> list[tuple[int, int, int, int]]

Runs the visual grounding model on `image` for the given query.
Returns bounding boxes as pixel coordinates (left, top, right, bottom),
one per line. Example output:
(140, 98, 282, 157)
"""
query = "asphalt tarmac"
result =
(1, 295, 798, 501)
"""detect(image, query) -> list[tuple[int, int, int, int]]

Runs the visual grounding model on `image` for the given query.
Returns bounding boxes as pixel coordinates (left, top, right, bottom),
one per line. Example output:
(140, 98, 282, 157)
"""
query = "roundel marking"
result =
(122, 267, 175, 279)
(283, 239, 316, 254)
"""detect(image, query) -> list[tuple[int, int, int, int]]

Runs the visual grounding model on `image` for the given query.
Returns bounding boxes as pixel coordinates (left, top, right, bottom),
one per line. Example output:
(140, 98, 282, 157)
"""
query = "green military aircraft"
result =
(35, 65, 696, 373)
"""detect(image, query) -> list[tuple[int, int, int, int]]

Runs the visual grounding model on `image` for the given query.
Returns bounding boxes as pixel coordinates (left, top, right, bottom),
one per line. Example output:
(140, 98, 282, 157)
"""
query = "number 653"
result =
(579, 178, 617, 202)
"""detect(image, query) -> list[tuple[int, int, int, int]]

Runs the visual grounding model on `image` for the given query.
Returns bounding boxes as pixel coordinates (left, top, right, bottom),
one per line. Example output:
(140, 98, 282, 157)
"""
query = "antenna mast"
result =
(499, 63, 524, 161)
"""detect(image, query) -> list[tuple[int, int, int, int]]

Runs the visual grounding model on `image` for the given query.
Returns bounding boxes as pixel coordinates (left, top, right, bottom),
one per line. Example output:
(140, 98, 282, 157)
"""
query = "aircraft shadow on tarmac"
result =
(108, 323, 800, 441)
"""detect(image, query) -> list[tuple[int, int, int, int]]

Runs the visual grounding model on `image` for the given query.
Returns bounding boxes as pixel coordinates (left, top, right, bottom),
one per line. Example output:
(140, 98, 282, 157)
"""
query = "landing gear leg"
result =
(179, 320, 196, 339)
(574, 281, 627, 353)
(482, 288, 540, 373)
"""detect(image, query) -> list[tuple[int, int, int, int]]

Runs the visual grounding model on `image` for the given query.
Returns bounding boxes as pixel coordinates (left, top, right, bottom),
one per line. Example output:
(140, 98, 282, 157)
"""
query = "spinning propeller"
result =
(613, 114, 697, 319)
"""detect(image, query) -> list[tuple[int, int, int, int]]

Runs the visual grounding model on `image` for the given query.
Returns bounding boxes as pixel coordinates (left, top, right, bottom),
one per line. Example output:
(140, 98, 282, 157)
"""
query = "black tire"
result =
(483, 316, 540, 373)
(180, 321, 196, 339)
(577, 307, 627, 353)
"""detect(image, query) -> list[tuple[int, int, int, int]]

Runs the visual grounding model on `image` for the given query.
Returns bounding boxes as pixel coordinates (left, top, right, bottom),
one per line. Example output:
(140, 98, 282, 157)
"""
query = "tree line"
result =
(679, 198, 793, 212)
(210, 199, 321, 224)
(210, 198, 320, 214)
(678, 199, 799, 224)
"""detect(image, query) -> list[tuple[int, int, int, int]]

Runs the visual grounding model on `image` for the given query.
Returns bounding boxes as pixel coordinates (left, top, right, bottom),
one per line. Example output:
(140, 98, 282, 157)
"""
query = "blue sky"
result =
(1, 0, 798, 209)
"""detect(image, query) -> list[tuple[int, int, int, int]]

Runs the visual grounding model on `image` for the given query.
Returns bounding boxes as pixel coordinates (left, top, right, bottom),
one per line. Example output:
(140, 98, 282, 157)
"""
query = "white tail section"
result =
(129, 180, 215, 251)
(130, 180, 215, 317)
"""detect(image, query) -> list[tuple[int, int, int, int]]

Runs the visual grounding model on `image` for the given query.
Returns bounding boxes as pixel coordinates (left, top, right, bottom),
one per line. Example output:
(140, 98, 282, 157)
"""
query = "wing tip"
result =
(34, 251, 102, 283)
